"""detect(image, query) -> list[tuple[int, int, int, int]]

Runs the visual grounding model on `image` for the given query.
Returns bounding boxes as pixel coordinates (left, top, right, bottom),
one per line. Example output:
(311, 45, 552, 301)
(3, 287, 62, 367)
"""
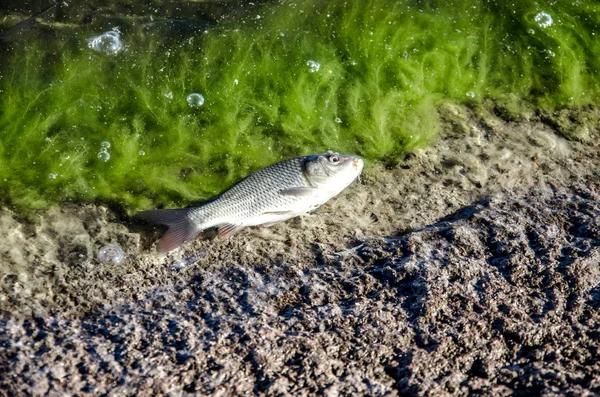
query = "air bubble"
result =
(535, 11, 553, 28)
(306, 60, 320, 73)
(98, 245, 125, 264)
(466, 91, 476, 98)
(98, 150, 110, 162)
(100, 141, 111, 149)
(335, 117, 342, 123)
(186, 93, 205, 107)
(48, 173, 57, 180)
(139, 150, 146, 156)
(87, 29, 123, 55)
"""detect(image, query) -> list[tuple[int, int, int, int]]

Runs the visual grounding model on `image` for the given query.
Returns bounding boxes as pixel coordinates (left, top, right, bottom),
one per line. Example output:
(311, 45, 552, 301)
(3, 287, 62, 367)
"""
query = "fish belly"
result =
(243, 193, 329, 227)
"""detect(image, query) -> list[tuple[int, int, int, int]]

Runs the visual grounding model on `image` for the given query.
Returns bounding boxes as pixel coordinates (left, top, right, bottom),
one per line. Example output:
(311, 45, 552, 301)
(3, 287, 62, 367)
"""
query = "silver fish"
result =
(138, 153, 364, 252)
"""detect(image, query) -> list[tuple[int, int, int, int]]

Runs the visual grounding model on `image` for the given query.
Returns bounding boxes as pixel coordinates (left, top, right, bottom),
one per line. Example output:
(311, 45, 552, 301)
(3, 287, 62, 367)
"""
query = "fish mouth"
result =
(352, 157, 364, 183)
(352, 157, 363, 171)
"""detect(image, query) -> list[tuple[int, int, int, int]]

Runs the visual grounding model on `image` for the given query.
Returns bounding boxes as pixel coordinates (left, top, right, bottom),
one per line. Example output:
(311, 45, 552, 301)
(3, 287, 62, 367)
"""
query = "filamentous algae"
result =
(0, 0, 598, 214)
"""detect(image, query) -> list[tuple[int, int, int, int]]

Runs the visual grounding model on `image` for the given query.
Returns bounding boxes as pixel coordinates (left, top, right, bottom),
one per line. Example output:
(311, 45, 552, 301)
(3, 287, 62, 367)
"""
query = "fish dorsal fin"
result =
(279, 187, 317, 197)
(217, 223, 243, 239)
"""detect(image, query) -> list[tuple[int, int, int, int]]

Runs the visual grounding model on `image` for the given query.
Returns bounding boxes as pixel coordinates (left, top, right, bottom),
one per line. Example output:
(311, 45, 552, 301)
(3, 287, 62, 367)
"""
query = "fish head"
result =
(303, 153, 364, 190)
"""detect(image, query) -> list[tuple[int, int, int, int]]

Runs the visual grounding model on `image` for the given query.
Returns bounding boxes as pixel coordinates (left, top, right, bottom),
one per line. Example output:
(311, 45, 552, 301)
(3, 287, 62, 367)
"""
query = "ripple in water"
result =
(535, 11, 553, 28)
(186, 93, 205, 107)
(98, 245, 125, 264)
(87, 29, 123, 55)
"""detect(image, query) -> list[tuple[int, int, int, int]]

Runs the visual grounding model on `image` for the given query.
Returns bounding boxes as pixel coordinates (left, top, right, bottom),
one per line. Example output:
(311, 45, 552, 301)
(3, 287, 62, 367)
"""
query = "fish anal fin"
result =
(159, 224, 199, 253)
(217, 223, 243, 239)
(279, 187, 317, 197)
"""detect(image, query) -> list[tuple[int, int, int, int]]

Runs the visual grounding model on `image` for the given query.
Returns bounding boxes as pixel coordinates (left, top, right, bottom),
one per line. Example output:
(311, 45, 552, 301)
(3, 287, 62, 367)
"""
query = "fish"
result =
(138, 153, 364, 252)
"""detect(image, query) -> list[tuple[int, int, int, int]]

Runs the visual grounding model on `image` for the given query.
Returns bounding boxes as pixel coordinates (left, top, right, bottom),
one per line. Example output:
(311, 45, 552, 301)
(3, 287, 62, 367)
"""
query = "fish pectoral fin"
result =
(279, 187, 317, 197)
(217, 223, 243, 239)
(262, 210, 294, 215)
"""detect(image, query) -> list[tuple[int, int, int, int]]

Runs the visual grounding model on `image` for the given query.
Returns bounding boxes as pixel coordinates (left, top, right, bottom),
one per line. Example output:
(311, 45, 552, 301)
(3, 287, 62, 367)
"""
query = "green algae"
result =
(1, 0, 599, 214)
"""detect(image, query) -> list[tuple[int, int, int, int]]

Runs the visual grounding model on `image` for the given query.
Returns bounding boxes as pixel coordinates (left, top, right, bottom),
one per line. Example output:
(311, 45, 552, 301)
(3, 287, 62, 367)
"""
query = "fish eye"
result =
(328, 155, 340, 163)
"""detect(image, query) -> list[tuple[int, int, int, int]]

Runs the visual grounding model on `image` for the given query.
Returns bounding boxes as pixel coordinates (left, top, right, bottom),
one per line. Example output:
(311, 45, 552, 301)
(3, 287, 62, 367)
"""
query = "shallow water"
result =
(0, 0, 599, 214)
(2, 3, 600, 394)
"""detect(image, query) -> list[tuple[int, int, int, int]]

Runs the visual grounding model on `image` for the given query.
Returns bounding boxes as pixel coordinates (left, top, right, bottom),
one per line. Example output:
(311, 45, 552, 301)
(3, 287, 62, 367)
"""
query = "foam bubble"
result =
(186, 93, 205, 107)
(87, 29, 123, 55)
(98, 150, 110, 162)
(535, 11, 553, 28)
(98, 245, 125, 264)
(307, 60, 320, 73)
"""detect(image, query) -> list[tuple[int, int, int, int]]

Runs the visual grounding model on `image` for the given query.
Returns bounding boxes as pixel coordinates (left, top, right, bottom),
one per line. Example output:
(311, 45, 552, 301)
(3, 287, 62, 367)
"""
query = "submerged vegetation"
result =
(0, 0, 599, 213)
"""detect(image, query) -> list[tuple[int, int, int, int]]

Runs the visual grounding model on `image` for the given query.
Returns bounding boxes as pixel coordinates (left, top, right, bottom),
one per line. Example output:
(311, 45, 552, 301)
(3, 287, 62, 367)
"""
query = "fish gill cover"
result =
(0, 0, 598, 214)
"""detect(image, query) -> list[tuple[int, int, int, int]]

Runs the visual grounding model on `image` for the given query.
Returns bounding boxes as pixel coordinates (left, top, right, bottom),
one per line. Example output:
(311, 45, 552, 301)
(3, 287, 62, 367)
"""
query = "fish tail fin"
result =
(137, 208, 201, 252)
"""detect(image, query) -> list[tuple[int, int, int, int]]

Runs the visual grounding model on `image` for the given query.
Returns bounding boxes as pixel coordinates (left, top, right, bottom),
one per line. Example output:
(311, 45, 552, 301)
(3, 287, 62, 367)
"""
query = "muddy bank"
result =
(1, 104, 600, 395)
